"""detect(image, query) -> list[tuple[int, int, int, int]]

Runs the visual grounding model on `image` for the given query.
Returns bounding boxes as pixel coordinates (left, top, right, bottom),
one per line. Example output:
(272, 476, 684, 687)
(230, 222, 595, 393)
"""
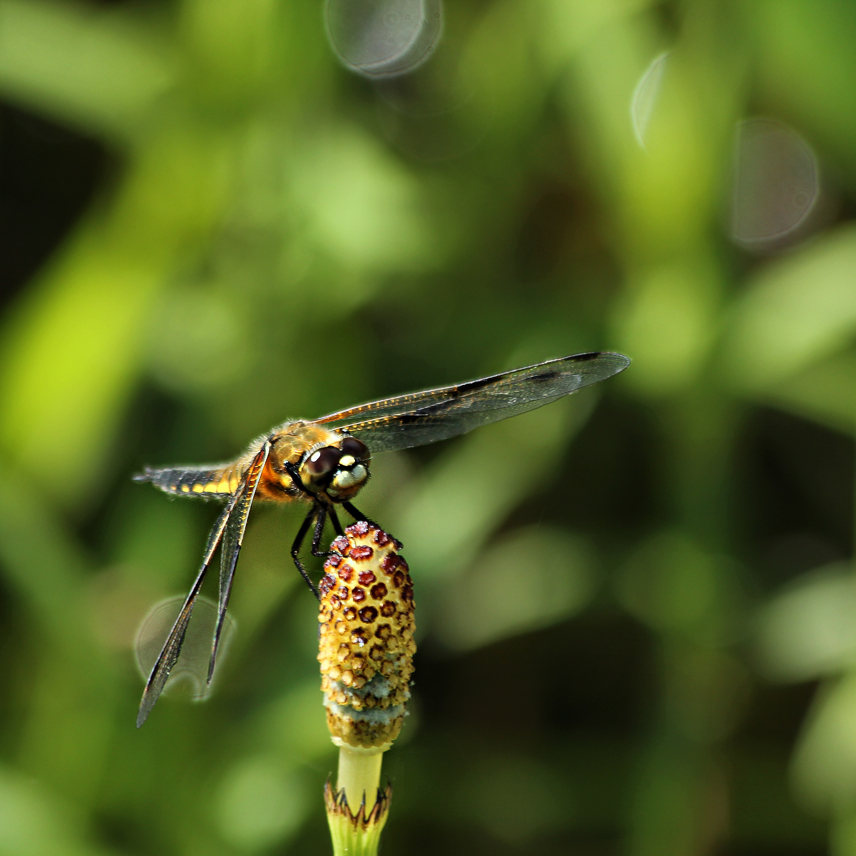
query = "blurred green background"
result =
(1, 0, 856, 853)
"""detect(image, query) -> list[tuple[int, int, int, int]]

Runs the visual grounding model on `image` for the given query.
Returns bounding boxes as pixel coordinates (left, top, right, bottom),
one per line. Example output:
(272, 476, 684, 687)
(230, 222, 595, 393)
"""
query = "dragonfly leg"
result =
(310, 506, 329, 557)
(340, 502, 388, 537)
(327, 505, 345, 537)
(342, 501, 366, 522)
(291, 505, 321, 599)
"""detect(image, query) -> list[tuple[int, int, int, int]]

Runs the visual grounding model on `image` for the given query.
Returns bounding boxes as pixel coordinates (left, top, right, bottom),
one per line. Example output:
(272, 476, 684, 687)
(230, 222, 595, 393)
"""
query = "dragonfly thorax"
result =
(298, 435, 371, 502)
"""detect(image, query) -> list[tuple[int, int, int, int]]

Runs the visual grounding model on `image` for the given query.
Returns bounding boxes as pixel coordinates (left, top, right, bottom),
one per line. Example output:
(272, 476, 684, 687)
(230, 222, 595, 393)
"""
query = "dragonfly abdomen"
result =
(134, 465, 242, 499)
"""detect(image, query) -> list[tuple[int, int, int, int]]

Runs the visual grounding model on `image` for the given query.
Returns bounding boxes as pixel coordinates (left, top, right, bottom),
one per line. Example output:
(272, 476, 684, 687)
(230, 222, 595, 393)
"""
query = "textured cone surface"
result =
(319, 521, 415, 748)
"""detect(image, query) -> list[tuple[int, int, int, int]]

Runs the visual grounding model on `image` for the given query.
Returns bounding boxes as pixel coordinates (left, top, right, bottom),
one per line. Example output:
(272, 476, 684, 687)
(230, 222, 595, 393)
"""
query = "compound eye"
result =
(305, 446, 342, 478)
(341, 436, 369, 461)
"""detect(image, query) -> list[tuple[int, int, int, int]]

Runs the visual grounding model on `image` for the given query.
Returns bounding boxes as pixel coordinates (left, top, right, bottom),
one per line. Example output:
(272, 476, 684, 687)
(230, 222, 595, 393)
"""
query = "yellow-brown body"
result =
(138, 422, 370, 507)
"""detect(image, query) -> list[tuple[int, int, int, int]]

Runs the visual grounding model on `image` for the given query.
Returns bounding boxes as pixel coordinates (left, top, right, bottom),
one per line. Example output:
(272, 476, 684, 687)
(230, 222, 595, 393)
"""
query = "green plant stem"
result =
(337, 745, 384, 809)
(325, 746, 390, 856)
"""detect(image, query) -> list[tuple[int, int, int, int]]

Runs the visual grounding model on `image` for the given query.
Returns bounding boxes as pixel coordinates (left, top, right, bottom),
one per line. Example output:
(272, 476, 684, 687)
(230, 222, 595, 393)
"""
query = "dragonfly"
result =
(134, 350, 630, 725)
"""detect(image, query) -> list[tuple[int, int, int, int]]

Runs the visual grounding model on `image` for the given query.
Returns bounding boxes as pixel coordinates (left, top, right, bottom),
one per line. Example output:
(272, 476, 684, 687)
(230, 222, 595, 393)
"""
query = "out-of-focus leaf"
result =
(0, 467, 93, 650)
(110, 493, 202, 591)
(0, 469, 118, 801)
(457, 753, 568, 841)
(0, 0, 172, 139)
(720, 225, 856, 393)
(435, 525, 597, 651)
(287, 123, 435, 280)
(0, 766, 115, 856)
(0, 253, 162, 504)
(213, 755, 308, 851)
(755, 564, 856, 683)
(622, 50, 738, 252)
(731, 752, 827, 847)
(537, 0, 654, 73)
(627, 739, 714, 855)
(457, 0, 543, 141)
(550, 6, 739, 250)
(181, 0, 277, 102)
(611, 261, 719, 394)
(0, 127, 231, 505)
(792, 673, 856, 815)
(615, 530, 744, 643)
(256, 680, 335, 763)
(760, 349, 856, 434)
(754, 0, 856, 180)
(145, 285, 254, 396)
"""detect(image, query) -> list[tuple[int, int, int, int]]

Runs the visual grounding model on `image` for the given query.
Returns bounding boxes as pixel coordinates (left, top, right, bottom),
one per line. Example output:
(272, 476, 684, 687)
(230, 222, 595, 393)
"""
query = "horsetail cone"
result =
(318, 520, 416, 750)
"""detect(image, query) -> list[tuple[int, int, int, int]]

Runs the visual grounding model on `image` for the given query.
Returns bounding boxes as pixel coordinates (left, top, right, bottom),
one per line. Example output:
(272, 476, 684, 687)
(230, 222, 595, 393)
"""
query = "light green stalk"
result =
(325, 746, 391, 856)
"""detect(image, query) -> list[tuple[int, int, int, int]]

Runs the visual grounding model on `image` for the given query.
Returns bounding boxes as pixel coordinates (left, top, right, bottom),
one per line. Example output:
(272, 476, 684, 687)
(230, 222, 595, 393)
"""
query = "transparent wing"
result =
(136, 445, 268, 727)
(321, 352, 629, 454)
(135, 595, 237, 703)
(209, 443, 270, 682)
(136, 501, 234, 727)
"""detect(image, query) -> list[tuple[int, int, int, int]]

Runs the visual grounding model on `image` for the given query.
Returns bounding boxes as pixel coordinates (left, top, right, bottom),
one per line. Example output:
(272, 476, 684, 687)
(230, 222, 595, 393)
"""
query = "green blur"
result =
(0, 0, 855, 853)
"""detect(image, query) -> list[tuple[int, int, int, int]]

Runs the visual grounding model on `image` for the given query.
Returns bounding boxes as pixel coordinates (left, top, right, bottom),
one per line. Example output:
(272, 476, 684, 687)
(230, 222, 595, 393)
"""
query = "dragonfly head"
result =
(299, 435, 371, 501)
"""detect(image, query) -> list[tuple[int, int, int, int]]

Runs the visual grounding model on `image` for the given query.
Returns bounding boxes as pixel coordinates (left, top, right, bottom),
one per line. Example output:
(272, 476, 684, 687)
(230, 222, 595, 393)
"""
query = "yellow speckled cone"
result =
(319, 521, 415, 856)
(318, 520, 416, 750)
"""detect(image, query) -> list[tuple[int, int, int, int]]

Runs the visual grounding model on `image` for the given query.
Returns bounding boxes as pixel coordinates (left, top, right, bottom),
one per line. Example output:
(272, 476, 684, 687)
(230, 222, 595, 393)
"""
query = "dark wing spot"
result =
(529, 370, 561, 382)
(451, 374, 497, 396)
(398, 412, 432, 424)
(573, 351, 602, 361)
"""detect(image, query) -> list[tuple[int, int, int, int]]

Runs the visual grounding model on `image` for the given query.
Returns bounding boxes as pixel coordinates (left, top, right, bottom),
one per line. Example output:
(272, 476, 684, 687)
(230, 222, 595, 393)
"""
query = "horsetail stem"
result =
(318, 521, 415, 855)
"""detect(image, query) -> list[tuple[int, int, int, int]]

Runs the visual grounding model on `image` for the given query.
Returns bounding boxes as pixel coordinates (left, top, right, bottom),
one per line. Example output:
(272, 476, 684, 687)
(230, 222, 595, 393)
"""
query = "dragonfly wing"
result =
(136, 494, 238, 728)
(317, 353, 628, 431)
(317, 387, 463, 428)
(341, 352, 630, 453)
(209, 443, 270, 683)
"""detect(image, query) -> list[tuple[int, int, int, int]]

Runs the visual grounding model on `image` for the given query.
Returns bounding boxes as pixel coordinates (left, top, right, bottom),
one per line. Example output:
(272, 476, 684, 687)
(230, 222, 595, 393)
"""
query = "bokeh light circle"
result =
(135, 595, 236, 702)
(730, 118, 820, 250)
(326, 0, 443, 78)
